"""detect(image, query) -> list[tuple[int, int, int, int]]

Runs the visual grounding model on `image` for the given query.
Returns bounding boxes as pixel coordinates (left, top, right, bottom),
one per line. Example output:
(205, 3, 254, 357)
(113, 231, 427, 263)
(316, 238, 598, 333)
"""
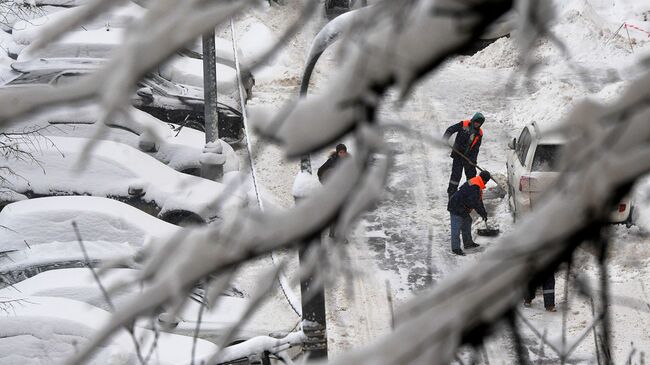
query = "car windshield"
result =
(532, 144, 562, 171)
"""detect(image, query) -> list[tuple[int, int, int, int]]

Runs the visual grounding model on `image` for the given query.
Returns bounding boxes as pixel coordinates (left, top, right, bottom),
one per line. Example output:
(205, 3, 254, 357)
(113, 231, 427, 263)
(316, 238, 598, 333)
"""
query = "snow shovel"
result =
(477, 219, 500, 237)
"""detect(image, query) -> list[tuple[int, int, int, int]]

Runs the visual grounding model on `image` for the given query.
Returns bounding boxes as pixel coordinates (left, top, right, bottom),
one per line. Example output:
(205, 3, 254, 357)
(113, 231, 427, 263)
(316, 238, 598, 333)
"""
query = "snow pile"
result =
(236, 14, 297, 85)
(0, 196, 180, 252)
(463, 37, 519, 69)
(292, 171, 321, 199)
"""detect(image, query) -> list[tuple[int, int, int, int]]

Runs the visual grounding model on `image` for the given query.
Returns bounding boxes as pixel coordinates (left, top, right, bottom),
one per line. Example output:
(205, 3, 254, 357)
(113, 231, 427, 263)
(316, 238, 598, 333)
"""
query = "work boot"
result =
(464, 241, 480, 249)
(451, 249, 465, 256)
(523, 299, 532, 308)
(545, 305, 557, 312)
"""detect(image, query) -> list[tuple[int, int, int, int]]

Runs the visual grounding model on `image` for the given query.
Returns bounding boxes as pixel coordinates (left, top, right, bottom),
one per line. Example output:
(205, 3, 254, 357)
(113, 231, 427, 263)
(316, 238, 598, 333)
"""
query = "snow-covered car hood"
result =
(1, 136, 247, 222)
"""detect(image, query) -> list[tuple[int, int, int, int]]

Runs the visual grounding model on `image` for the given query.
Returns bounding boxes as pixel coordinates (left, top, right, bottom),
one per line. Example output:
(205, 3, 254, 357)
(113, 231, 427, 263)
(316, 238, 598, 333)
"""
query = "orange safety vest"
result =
(462, 120, 483, 150)
(469, 176, 486, 200)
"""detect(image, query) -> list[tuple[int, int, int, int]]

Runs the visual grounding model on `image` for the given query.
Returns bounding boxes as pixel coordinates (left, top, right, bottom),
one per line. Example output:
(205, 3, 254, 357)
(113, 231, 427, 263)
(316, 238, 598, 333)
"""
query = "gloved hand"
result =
(482, 215, 488, 222)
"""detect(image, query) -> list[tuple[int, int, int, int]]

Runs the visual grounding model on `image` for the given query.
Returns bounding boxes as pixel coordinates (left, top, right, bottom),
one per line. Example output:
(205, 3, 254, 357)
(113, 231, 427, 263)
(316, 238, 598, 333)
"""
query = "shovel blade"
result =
(477, 228, 500, 237)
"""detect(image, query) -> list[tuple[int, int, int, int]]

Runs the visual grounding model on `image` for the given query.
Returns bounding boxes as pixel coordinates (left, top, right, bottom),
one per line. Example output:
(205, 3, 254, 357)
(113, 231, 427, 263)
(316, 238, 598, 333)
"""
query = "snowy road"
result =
(362, 64, 514, 302)
(239, 1, 650, 362)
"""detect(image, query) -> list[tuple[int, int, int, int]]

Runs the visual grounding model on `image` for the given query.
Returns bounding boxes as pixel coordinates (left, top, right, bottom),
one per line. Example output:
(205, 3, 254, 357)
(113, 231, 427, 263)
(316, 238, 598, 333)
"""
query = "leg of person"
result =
(450, 213, 464, 255)
(461, 215, 479, 249)
(524, 282, 536, 307)
(543, 273, 556, 311)
(463, 159, 477, 179)
(448, 157, 463, 197)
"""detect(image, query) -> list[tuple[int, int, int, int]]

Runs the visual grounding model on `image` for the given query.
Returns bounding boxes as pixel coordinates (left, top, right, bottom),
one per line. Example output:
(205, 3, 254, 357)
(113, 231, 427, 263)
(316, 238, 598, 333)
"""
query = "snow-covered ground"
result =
(230, 0, 650, 362)
(0, 0, 648, 363)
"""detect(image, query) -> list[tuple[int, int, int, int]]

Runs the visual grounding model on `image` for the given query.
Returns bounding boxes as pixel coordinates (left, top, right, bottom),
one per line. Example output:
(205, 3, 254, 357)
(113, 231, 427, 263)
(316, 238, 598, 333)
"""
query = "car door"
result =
(508, 127, 533, 217)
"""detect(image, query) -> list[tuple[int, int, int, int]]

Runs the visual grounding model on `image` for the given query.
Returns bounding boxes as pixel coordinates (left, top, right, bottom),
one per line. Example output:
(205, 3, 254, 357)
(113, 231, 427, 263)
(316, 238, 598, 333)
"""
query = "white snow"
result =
(12, 3, 145, 47)
(0, 0, 648, 363)
(0, 296, 218, 365)
(159, 55, 238, 94)
(1, 136, 246, 221)
(8, 103, 240, 173)
(0, 196, 180, 252)
(291, 171, 321, 199)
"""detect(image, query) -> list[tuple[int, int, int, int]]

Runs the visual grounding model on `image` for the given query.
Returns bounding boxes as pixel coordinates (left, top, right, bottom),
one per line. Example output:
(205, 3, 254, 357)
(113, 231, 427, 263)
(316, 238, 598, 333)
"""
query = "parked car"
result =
(506, 122, 634, 225)
(0, 196, 181, 252)
(7, 102, 239, 175)
(0, 136, 247, 225)
(0, 268, 299, 344)
(0, 196, 181, 285)
(0, 295, 218, 365)
(5, 58, 245, 143)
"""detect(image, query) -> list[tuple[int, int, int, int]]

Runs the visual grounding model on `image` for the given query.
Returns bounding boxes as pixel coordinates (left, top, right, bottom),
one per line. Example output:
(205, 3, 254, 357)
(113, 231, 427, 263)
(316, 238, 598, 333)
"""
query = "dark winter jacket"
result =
(447, 176, 488, 219)
(443, 120, 483, 163)
(317, 152, 341, 183)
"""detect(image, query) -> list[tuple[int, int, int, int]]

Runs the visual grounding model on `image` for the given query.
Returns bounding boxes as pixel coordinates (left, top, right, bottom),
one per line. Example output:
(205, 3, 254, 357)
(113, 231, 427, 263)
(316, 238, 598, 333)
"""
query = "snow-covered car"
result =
(5, 58, 245, 143)
(12, 4, 253, 94)
(0, 196, 179, 284)
(0, 136, 247, 225)
(0, 196, 180, 252)
(0, 295, 217, 365)
(7, 102, 239, 175)
(15, 23, 254, 98)
(506, 122, 634, 225)
(0, 268, 299, 345)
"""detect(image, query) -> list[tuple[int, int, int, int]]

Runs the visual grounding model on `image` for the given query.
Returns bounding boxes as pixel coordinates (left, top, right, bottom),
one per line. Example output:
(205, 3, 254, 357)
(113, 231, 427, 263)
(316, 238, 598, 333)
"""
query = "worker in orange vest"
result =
(447, 170, 490, 256)
(443, 112, 485, 198)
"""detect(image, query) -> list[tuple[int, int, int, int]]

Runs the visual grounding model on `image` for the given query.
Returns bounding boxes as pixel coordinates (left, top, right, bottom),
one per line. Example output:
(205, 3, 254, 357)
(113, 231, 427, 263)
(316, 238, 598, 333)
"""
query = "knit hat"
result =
(471, 112, 485, 124)
(336, 144, 347, 153)
(479, 170, 491, 183)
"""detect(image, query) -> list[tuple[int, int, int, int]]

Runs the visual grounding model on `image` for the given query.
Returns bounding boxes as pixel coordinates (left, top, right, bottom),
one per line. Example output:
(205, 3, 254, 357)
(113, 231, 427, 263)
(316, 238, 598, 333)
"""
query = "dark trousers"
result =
(525, 274, 555, 307)
(447, 157, 477, 197)
(450, 213, 473, 251)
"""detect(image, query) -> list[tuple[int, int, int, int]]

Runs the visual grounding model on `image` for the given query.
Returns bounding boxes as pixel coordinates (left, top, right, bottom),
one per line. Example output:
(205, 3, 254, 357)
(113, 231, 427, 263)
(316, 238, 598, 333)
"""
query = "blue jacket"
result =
(447, 177, 488, 219)
(443, 120, 483, 163)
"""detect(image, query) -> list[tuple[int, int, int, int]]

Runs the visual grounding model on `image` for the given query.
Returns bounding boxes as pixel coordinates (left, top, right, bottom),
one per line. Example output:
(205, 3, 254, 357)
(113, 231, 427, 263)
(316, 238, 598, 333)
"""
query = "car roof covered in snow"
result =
(0, 196, 180, 252)
(0, 295, 218, 365)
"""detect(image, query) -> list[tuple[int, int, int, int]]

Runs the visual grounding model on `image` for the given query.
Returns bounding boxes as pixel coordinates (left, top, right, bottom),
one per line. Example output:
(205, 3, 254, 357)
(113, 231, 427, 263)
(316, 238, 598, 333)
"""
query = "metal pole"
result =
(298, 244, 328, 359)
(201, 28, 223, 180)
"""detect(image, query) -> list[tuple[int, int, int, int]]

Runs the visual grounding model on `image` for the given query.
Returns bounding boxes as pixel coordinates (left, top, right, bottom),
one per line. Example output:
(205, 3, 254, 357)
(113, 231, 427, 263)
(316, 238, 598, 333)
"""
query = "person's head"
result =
(479, 170, 491, 184)
(336, 143, 348, 158)
(471, 112, 485, 129)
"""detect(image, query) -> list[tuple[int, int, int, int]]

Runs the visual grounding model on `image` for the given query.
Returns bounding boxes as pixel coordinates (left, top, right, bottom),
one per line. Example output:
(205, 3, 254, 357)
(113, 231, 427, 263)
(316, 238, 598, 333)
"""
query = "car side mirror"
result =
(508, 138, 516, 150)
(136, 87, 154, 102)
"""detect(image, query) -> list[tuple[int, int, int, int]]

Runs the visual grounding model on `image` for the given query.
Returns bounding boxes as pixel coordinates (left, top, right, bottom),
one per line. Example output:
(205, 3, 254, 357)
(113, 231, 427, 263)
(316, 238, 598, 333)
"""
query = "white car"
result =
(0, 196, 180, 252)
(7, 102, 239, 175)
(0, 136, 247, 225)
(0, 295, 218, 365)
(3, 59, 246, 142)
(0, 268, 299, 345)
(506, 122, 633, 225)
